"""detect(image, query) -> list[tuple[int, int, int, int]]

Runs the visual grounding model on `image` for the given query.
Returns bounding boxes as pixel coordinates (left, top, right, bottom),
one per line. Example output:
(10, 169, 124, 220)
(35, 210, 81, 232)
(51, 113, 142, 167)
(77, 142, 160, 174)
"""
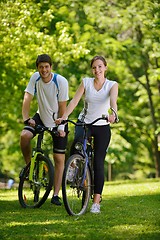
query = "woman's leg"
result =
(92, 125, 111, 203)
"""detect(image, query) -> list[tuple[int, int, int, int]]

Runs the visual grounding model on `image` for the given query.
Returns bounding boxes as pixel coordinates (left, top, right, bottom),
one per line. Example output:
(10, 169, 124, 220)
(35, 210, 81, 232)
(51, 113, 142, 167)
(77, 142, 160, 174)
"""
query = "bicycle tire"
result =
(18, 154, 54, 208)
(62, 154, 91, 216)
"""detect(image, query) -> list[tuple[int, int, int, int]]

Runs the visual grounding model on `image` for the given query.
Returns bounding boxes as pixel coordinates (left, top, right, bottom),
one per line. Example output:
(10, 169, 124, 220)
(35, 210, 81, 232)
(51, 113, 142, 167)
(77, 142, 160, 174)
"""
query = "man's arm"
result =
(22, 92, 33, 122)
(57, 101, 67, 136)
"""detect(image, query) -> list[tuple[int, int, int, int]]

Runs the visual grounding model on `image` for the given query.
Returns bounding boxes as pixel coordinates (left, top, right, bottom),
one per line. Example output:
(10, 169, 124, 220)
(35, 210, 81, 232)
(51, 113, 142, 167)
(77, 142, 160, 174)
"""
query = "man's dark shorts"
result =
(23, 113, 68, 154)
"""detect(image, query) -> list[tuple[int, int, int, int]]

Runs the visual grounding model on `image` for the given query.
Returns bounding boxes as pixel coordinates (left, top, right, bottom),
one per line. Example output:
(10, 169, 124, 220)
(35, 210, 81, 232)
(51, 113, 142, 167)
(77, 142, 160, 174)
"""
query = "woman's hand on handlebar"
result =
(108, 114, 116, 123)
(55, 118, 64, 125)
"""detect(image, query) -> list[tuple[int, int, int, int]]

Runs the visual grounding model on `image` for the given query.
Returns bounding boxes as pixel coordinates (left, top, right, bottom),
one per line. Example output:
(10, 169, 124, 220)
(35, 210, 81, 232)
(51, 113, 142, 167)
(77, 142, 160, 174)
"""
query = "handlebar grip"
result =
(52, 129, 60, 137)
(115, 117, 119, 123)
(61, 120, 68, 124)
(110, 108, 119, 123)
(102, 114, 108, 121)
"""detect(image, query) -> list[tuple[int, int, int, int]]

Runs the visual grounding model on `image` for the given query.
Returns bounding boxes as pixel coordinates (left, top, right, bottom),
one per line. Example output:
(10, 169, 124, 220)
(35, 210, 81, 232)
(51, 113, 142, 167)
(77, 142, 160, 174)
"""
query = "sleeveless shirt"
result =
(78, 77, 116, 125)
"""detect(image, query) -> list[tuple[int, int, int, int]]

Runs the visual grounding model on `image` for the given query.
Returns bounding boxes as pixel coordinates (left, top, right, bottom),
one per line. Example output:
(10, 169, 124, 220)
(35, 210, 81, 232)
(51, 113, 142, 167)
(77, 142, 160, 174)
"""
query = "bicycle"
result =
(18, 125, 57, 208)
(61, 108, 119, 216)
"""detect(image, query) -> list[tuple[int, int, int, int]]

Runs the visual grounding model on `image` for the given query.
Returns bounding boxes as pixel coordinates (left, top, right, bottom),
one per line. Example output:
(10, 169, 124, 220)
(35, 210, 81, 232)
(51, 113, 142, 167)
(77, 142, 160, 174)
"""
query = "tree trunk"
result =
(145, 71, 160, 177)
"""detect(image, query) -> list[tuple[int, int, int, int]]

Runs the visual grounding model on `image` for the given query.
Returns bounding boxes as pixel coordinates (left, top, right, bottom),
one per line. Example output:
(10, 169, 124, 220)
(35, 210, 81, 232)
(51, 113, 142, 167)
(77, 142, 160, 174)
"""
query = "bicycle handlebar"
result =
(35, 125, 59, 136)
(60, 108, 119, 126)
(35, 108, 119, 134)
(60, 117, 104, 126)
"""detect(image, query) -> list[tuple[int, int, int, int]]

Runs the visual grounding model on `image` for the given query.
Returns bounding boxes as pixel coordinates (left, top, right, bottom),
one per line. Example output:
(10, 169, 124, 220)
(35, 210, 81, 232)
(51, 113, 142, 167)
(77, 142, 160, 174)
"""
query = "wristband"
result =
(23, 118, 30, 125)
(57, 124, 65, 132)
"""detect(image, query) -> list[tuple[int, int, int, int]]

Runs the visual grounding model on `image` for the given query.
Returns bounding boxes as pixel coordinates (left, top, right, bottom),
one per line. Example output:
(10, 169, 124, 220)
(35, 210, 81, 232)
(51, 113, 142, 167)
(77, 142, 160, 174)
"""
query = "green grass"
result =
(0, 179, 160, 240)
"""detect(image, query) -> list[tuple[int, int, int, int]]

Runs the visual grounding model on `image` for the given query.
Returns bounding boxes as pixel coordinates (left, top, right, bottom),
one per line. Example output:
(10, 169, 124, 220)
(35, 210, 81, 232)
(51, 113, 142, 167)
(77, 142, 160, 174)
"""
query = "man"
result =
(20, 54, 69, 206)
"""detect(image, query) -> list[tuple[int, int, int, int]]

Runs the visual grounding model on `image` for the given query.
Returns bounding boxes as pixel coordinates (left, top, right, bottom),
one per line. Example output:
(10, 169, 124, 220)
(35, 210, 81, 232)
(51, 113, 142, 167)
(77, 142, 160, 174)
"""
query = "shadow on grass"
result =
(105, 178, 160, 186)
(0, 188, 160, 240)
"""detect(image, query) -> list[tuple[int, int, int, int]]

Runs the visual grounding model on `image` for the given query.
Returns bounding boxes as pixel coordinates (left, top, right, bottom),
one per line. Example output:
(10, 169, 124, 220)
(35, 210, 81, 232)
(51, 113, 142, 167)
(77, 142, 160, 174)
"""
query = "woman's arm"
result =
(61, 81, 85, 120)
(58, 101, 67, 118)
(56, 81, 84, 136)
(109, 83, 118, 123)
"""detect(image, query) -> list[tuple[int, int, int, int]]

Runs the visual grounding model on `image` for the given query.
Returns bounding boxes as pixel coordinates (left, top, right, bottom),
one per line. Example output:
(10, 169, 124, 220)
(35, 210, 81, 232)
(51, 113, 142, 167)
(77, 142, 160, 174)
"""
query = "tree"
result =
(79, 0, 160, 177)
(0, 0, 159, 179)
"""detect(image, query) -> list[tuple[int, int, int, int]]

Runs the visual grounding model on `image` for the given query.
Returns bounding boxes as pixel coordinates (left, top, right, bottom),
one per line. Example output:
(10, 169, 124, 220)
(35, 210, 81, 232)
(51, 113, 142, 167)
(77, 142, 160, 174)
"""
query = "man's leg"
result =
(20, 113, 42, 164)
(50, 153, 65, 206)
(51, 125, 68, 206)
(53, 153, 65, 196)
(20, 130, 33, 164)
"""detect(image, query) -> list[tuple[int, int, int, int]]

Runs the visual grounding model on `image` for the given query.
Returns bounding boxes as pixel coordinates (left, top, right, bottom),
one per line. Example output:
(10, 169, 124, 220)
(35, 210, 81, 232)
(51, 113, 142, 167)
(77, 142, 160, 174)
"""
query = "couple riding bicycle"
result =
(19, 54, 118, 215)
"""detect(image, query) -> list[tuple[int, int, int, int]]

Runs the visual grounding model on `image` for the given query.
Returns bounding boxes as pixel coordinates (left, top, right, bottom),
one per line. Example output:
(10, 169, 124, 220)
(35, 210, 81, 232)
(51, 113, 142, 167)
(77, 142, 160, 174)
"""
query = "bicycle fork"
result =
(29, 152, 44, 182)
(80, 138, 90, 189)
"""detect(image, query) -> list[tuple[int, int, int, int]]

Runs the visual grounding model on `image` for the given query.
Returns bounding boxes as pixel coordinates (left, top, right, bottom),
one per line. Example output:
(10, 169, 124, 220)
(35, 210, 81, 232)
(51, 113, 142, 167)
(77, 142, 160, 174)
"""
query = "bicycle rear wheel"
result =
(18, 154, 54, 208)
(62, 154, 91, 216)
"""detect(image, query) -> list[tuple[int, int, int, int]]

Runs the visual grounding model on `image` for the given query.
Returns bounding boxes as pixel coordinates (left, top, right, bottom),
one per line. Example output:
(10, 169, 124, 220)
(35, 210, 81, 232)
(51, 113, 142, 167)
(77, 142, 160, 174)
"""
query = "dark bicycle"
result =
(61, 108, 119, 216)
(18, 125, 57, 208)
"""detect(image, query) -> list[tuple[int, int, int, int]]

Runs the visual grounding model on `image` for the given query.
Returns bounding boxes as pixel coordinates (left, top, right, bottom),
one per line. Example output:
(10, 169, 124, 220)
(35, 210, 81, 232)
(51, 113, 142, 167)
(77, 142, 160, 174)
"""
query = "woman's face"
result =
(91, 59, 107, 79)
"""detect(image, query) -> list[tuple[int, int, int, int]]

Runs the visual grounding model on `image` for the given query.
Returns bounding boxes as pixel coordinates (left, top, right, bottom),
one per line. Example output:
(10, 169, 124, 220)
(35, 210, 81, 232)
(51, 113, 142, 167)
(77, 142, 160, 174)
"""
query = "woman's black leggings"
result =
(70, 122, 111, 195)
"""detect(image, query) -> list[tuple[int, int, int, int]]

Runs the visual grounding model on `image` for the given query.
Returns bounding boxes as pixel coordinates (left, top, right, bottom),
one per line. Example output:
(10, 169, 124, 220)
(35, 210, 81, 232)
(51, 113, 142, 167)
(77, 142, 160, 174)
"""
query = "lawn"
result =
(0, 179, 160, 240)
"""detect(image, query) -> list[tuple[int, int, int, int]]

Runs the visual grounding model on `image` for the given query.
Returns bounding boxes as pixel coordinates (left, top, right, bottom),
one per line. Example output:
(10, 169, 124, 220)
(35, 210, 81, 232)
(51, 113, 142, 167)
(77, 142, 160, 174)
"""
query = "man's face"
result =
(37, 62, 52, 82)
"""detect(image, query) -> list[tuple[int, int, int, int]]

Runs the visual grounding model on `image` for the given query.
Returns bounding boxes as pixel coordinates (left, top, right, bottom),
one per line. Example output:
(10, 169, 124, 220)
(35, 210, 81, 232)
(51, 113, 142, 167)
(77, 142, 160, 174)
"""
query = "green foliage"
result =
(0, 0, 159, 179)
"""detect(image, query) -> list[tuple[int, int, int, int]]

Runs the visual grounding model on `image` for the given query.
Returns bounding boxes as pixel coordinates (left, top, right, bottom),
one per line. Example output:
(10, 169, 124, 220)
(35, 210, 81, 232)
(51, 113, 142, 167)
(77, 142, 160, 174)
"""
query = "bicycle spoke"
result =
(18, 155, 54, 208)
(62, 154, 91, 216)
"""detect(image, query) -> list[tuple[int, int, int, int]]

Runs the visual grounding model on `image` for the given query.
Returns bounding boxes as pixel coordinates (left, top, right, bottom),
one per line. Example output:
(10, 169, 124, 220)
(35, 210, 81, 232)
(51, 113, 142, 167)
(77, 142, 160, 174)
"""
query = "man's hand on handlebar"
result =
(28, 119, 36, 127)
(24, 118, 36, 127)
(58, 130, 66, 137)
(56, 120, 67, 137)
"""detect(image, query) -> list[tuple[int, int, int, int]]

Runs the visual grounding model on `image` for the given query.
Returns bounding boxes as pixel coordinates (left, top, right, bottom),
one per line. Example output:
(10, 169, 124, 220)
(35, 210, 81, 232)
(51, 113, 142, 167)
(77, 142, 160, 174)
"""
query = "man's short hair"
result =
(36, 54, 52, 67)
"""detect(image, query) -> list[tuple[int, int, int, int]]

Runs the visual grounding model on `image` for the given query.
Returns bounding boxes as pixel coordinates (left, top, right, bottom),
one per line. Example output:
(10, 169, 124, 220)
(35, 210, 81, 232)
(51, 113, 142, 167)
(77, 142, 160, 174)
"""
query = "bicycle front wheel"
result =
(62, 154, 91, 216)
(18, 154, 54, 208)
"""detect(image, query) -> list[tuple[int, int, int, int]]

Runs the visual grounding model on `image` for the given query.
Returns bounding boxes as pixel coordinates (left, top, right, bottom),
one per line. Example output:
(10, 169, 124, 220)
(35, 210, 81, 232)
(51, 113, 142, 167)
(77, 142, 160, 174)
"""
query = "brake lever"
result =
(102, 114, 108, 121)
(110, 108, 119, 123)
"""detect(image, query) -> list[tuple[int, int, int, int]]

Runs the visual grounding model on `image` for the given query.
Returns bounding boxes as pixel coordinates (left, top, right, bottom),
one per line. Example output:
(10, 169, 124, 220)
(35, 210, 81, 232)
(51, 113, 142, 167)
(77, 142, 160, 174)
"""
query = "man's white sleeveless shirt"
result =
(78, 77, 116, 125)
(25, 72, 69, 127)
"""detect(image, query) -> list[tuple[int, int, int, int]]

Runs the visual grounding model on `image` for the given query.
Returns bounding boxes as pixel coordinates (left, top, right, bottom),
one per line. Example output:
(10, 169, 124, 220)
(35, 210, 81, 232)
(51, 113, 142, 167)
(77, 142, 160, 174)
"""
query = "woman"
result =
(56, 56, 118, 213)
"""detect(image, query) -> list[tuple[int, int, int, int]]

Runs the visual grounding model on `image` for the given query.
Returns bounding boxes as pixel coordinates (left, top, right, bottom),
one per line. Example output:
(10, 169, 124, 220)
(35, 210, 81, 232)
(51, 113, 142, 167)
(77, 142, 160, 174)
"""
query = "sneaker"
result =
(51, 196, 62, 206)
(90, 203, 100, 214)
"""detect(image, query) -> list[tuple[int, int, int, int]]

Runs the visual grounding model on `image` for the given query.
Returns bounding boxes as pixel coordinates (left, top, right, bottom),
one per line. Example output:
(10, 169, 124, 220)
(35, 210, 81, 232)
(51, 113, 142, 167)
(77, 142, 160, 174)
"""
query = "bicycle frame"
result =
(29, 132, 44, 182)
(64, 109, 118, 191)
(61, 108, 119, 215)
(29, 152, 44, 182)
(18, 125, 57, 208)
(78, 125, 93, 189)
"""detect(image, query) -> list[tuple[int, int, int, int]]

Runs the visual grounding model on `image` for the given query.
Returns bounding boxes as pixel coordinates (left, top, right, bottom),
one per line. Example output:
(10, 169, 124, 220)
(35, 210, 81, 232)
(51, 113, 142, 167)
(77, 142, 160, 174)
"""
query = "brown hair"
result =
(36, 54, 52, 67)
(90, 56, 107, 67)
